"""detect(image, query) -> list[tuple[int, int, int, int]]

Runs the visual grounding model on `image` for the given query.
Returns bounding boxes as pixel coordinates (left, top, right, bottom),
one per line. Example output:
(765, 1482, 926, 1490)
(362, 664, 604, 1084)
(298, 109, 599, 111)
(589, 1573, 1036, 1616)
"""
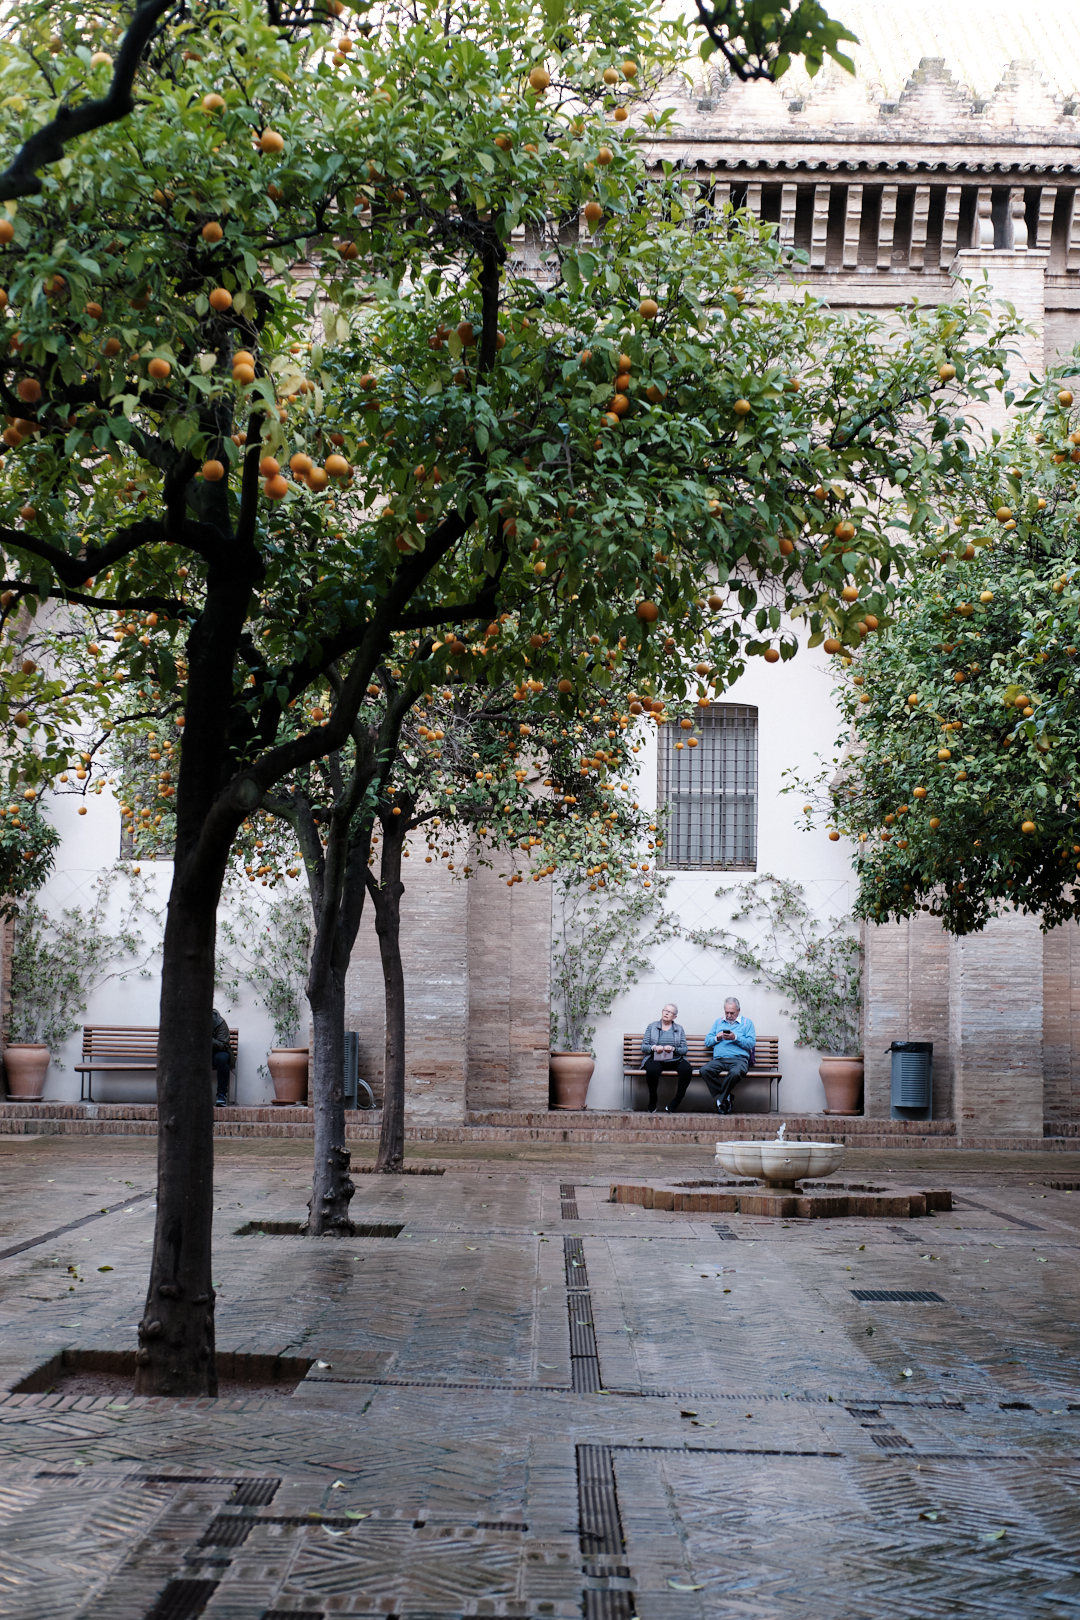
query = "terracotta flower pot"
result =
(268, 1047, 309, 1105)
(4, 1043, 50, 1099)
(550, 1051, 594, 1110)
(818, 1055, 864, 1116)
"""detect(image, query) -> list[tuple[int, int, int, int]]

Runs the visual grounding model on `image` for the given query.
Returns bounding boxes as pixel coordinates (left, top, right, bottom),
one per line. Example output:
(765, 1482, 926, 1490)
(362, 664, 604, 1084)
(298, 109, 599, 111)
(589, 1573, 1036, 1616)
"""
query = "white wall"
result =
(24, 784, 287, 1106)
(583, 637, 855, 1114)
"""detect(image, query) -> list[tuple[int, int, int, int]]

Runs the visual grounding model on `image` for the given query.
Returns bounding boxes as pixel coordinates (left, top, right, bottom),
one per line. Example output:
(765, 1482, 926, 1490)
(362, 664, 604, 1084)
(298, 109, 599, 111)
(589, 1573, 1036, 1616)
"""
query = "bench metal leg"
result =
(80, 1072, 94, 1103)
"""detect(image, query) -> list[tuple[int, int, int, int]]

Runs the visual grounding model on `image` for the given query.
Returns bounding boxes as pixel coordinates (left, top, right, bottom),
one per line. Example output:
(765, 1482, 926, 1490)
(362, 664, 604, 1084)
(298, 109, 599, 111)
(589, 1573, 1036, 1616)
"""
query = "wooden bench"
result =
(75, 1025, 239, 1103)
(622, 1033, 781, 1114)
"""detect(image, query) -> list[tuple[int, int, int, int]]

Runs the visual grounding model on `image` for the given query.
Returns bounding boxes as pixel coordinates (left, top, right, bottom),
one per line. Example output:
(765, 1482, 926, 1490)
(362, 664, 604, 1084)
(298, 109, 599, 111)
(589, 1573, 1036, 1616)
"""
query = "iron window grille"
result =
(658, 704, 758, 870)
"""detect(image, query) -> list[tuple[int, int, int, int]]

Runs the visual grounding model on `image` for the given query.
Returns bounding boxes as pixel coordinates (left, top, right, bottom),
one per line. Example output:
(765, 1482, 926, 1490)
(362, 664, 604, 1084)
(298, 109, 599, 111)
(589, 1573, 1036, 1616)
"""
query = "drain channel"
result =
(564, 1237, 602, 1392)
(577, 1444, 633, 1619)
(561, 1182, 580, 1221)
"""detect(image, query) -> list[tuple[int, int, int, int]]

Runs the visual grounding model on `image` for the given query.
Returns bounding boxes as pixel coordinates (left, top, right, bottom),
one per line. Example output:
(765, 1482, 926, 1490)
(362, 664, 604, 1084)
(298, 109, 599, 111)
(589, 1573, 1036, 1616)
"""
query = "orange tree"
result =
(0, 0, 1017, 1394)
(792, 405, 1080, 935)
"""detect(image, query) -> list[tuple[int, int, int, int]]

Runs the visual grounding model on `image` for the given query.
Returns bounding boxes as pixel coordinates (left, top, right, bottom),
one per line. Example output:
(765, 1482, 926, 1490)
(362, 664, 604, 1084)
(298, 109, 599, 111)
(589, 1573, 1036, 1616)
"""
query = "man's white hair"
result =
(725, 996, 741, 1010)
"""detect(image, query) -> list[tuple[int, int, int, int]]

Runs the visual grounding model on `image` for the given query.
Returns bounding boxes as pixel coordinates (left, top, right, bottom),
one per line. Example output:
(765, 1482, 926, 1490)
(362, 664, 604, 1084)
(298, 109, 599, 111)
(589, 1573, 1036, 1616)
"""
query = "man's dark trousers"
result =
(212, 1050, 231, 1105)
(642, 1056, 693, 1111)
(700, 1052, 749, 1110)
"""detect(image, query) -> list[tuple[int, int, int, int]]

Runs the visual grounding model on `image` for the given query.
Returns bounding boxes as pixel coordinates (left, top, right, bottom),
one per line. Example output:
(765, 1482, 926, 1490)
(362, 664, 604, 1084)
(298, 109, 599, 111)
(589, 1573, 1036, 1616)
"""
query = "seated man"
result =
(700, 997, 755, 1115)
(640, 1003, 692, 1113)
(212, 1006, 233, 1108)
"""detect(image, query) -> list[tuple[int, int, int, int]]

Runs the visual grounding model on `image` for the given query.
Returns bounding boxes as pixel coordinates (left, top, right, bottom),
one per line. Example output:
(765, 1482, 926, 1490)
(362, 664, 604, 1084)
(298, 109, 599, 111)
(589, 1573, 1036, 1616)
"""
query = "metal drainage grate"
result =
(198, 1517, 254, 1548)
(143, 1579, 219, 1620)
(561, 1183, 580, 1221)
(712, 1223, 740, 1241)
(851, 1289, 945, 1303)
(1044, 1181, 1080, 1191)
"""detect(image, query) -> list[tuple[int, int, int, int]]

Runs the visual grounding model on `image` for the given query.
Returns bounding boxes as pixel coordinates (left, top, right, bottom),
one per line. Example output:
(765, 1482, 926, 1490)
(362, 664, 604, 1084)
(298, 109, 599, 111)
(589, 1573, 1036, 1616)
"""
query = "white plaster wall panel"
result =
(583, 639, 857, 1115)
(18, 785, 291, 1107)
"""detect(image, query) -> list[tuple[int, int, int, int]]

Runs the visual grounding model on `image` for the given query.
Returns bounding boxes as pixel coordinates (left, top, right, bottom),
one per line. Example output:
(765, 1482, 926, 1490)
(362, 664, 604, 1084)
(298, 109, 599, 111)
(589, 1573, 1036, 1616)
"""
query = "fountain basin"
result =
(715, 1139, 845, 1189)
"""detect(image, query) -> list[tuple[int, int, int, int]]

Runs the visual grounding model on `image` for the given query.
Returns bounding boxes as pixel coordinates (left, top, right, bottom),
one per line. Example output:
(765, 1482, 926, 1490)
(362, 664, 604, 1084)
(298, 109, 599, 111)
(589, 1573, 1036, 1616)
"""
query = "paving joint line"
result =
(0, 1188, 156, 1260)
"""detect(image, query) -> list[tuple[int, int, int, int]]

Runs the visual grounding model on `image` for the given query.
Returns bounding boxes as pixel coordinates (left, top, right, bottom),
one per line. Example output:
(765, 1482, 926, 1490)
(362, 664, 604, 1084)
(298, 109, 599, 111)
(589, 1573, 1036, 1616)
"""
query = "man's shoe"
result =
(215, 1096, 228, 1108)
(664, 1104, 679, 1114)
(720, 1096, 734, 1115)
(647, 1105, 658, 1113)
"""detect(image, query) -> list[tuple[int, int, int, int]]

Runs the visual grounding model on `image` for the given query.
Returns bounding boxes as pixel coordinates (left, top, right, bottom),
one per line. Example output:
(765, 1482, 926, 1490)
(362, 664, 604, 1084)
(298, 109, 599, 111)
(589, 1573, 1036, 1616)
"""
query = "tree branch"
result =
(0, 0, 177, 201)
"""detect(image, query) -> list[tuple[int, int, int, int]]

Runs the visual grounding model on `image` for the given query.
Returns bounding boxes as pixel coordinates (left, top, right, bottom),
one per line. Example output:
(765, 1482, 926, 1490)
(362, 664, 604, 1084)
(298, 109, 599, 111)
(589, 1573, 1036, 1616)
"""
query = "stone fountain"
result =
(714, 1122, 845, 1191)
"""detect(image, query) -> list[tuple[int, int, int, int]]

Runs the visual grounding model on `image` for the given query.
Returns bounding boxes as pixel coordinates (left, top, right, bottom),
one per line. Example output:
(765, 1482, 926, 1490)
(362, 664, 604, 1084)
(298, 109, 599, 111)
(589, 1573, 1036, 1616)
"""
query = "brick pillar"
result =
(949, 912, 1044, 1138)
(950, 249, 1048, 430)
(344, 843, 470, 1124)
(1042, 920, 1080, 1124)
(465, 862, 551, 1113)
(863, 914, 952, 1119)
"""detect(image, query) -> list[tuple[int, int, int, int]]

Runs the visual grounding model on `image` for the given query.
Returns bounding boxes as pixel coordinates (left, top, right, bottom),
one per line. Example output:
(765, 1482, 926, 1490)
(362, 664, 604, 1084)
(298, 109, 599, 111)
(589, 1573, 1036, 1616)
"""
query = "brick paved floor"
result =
(0, 1136, 1079, 1617)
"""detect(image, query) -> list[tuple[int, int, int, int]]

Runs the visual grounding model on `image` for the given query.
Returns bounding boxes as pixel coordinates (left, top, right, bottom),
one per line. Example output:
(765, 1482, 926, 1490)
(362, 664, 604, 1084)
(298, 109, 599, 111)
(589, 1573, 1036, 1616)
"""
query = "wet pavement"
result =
(0, 1134, 1078, 1618)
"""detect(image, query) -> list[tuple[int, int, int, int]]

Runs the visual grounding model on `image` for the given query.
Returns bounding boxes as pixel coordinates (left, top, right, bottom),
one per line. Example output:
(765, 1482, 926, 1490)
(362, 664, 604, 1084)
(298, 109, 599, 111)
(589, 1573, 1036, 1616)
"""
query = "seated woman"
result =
(640, 1003, 692, 1113)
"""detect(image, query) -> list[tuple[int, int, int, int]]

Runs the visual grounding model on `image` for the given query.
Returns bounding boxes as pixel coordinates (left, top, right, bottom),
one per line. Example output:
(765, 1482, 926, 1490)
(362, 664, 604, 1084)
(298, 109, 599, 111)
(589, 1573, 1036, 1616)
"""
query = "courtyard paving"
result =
(0, 1134, 1078, 1618)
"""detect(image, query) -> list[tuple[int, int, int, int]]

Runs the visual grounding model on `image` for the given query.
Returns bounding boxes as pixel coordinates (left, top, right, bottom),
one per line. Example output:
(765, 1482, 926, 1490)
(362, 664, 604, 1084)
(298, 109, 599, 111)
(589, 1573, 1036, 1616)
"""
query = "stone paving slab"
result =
(0, 1138, 1078, 1616)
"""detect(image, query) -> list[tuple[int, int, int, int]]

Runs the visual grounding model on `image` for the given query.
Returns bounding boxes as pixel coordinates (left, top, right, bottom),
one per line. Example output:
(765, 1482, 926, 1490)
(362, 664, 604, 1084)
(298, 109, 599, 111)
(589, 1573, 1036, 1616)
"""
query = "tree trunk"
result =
(133, 530, 257, 1396)
(306, 965, 354, 1234)
(371, 818, 407, 1173)
(133, 860, 226, 1396)
(300, 788, 374, 1234)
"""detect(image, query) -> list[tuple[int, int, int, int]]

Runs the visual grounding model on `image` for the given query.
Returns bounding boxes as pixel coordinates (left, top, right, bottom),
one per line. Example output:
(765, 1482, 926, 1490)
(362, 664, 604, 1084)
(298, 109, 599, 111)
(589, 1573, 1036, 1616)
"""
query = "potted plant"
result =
(550, 874, 679, 1109)
(219, 888, 312, 1104)
(5, 873, 152, 1098)
(687, 875, 864, 1115)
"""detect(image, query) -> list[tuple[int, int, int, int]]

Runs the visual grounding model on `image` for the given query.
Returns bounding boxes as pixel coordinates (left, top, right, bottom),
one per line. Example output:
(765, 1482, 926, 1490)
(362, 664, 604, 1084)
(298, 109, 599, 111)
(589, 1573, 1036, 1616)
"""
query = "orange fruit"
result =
(201, 92, 226, 113)
(259, 455, 280, 477)
(841, 585, 859, 602)
(603, 66, 619, 84)
(307, 466, 329, 491)
(558, 678, 573, 693)
(494, 134, 512, 151)
(613, 106, 628, 122)
(610, 394, 630, 416)
(259, 129, 285, 153)
(822, 637, 841, 654)
(763, 648, 780, 663)
(1059, 390, 1074, 407)
(201, 459, 225, 481)
(289, 452, 313, 476)
(733, 398, 751, 415)
(528, 65, 550, 91)
(208, 287, 233, 312)
(938, 362, 955, 381)
(622, 59, 638, 77)
(147, 357, 171, 380)
(638, 297, 658, 319)
(834, 519, 856, 541)
(232, 362, 255, 385)
(0, 220, 14, 244)
(596, 146, 614, 165)
(636, 600, 659, 622)
(264, 473, 288, 499)
(325, 453, 350, 477)
(15, 378, 40, 404)
(84, 301, 103, 320)
(201, 221, 223, 243)
(583, 201, 603, 224)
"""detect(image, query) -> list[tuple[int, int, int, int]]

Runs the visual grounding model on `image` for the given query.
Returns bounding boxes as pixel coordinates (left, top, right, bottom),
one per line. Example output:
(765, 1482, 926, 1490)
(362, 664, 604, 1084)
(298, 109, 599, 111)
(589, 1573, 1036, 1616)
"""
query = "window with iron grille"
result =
(658, 705, 757, 870)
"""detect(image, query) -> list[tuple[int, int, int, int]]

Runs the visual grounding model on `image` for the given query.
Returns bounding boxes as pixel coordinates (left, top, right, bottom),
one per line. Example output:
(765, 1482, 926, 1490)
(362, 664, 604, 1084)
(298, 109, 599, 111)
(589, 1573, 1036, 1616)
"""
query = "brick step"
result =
(0, 1102, 1074, 1151)
(466, 1109, 959, 1136)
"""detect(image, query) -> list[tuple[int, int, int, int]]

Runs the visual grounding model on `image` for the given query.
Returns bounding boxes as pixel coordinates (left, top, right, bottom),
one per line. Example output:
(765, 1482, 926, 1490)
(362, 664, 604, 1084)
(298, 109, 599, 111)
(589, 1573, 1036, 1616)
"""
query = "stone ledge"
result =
(608, 1181, 954, 1218)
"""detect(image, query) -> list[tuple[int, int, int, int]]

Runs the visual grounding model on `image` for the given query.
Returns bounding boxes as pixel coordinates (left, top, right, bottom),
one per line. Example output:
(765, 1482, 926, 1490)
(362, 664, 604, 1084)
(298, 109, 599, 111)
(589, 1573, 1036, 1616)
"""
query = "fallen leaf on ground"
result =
(97, 1266, 113, 1272)
(981, 1528, 1006, 1541)
(669, 1580, 705, 1590)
